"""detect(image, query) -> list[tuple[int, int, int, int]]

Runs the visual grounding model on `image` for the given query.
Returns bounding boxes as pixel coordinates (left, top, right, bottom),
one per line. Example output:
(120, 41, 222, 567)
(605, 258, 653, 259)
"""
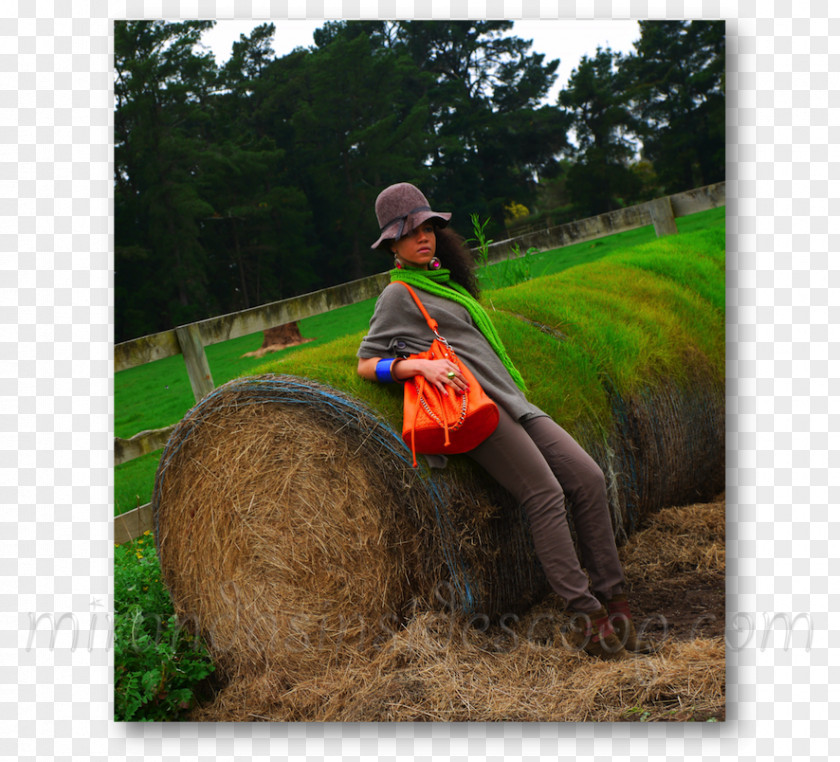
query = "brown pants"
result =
(467, 407, 625, 614)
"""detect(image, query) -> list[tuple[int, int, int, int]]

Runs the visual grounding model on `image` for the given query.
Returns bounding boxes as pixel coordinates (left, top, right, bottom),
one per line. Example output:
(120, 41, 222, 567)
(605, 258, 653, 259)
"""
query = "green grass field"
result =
(114, 206, 725, 516)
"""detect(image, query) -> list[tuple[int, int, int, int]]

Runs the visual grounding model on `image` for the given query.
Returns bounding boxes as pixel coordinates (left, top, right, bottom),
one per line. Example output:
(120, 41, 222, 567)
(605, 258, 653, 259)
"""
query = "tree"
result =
(114, 20, 219, 340)
(115, 21, 320, 340)
(259, 28, 435, 280)
(558, 47, 641, 216)
(218, 22, 277, 86)
(624, 20, 725, 192)
(113, 20, 581, 340)
(331, 21, 570, 234)
(197, 25, 321, 311)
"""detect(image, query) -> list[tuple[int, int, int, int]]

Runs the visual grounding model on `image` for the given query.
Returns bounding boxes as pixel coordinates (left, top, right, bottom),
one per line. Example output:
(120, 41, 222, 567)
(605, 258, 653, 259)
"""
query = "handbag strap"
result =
(392, 280, 442, 337)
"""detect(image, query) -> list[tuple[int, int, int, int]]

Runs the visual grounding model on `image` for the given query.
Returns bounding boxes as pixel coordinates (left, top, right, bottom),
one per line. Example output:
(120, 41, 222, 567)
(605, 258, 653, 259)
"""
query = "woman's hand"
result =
(405, 358, 468, 397)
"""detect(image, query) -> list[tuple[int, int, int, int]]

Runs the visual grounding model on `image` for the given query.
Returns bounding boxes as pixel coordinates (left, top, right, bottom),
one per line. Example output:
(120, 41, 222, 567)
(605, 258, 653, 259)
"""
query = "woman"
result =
(356, 182, 651, 660)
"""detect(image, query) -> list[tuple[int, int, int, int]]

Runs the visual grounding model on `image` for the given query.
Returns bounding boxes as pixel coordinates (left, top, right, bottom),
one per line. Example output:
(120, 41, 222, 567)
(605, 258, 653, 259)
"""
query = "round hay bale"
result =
(152, 231, 726, 696)
(154, 364, 724, 687)
(152, 374, 548, 685)
(595, 364, 725, 541)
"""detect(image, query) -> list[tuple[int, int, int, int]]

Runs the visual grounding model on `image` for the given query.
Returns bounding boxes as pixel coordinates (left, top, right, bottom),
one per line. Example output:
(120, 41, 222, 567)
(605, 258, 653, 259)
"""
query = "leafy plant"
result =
(467, 212, 537, 289)
(503, 200, 530, 224)
(467, 212, 494, 268)
(623, 706, 653, 721)
(114, 533, 215, 721)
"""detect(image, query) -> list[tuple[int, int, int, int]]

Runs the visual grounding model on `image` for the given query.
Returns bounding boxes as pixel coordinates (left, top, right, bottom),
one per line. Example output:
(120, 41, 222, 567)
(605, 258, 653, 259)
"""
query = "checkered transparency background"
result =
(2, 0, 837, 757)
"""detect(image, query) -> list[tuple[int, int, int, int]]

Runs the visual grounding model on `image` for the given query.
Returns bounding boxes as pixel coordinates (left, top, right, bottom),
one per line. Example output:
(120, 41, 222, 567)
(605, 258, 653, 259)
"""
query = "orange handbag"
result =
(394, 281, 499, 467)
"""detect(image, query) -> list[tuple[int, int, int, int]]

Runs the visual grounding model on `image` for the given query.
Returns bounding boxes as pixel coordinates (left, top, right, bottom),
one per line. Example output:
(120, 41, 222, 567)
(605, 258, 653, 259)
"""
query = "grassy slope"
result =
(251, 226, 724, 447)
(114, 207, 724, 515)
(488, 228, 724, 442)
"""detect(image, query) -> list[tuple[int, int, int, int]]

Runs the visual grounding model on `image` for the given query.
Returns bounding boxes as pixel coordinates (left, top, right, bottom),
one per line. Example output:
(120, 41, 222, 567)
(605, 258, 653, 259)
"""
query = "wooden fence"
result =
(114, 181, 725, 543)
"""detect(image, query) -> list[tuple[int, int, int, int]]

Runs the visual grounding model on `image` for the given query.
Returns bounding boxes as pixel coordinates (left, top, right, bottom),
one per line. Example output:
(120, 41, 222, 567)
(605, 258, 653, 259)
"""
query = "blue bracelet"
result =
(375, 358, 396, 383)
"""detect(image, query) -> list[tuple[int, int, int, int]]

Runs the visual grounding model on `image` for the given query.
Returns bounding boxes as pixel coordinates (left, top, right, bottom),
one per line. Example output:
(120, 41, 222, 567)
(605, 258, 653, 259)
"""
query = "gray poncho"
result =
(357, 282, 546, 423)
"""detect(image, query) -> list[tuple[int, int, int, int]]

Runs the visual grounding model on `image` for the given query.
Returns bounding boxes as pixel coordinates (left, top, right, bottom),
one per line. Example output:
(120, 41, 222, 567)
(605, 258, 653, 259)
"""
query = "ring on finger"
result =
(446, 371, 456, 379)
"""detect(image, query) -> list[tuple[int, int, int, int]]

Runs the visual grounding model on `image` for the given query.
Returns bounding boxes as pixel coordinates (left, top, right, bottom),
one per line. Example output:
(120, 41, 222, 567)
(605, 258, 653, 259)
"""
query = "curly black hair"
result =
(433, 226, 480, 299)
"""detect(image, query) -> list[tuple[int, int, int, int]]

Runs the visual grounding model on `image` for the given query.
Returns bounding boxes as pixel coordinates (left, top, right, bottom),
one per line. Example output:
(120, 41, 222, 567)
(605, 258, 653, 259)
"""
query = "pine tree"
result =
(114, 20, 218, 340)
(558, 47, 641, 216)
(625, 20, 725, 192)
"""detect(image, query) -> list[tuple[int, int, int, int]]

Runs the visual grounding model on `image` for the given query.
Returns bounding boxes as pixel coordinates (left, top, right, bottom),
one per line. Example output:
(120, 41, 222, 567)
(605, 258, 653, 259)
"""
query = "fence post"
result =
(648, 196, 679, 237)
(175, 323, 215, 402)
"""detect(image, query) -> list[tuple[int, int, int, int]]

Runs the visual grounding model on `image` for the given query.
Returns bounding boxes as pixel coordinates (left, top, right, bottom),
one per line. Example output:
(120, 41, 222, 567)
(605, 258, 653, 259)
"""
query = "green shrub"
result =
(114, 534, 215, 721)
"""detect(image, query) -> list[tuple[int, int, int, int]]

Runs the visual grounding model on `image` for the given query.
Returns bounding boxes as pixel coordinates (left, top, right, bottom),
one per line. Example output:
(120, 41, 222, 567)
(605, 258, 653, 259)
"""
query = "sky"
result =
(198, 19, 641, 105)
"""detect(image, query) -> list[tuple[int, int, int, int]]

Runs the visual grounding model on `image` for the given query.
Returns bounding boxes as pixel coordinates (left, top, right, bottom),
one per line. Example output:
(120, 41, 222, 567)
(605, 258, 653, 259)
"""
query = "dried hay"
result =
(619, 497, 726, 581)
(155, 373, 725, 720)
(153, 374, 549, 688)
(188, 497, 726, 723)
(190, 600, 725, 723)
(154, 377, 422, 685)
(595, 365, 725, 542)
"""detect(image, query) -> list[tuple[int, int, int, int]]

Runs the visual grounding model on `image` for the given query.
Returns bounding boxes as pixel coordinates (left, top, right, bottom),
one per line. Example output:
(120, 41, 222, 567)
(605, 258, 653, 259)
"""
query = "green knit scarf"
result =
(390, 267, 527, 392)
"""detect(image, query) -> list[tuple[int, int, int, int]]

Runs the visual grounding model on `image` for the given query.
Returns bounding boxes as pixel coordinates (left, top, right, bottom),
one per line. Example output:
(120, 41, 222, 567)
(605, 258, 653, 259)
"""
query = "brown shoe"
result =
(566, 606, 629, 661)
(597, 593, 657, 654)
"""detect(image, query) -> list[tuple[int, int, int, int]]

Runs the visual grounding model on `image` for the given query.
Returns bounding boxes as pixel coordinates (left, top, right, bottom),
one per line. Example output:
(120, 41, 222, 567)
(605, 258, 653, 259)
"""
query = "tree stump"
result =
(242, 322, 312, 358)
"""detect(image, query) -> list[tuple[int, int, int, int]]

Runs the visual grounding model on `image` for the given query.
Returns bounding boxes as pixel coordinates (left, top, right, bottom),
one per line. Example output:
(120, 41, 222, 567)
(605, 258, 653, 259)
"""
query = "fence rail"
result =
(114, 182, 725, 543)
(115, 272, 392, 374)
(483, 181, 725, 259)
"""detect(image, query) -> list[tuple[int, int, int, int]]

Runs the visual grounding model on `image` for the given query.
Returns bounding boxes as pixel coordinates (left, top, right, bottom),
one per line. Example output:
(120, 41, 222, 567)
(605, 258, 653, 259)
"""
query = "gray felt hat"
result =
(370, 182, 452, 249)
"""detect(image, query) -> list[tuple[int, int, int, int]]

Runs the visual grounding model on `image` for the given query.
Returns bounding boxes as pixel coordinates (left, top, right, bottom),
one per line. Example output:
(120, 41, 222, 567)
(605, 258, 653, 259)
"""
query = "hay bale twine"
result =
(152, 374, 547, 686)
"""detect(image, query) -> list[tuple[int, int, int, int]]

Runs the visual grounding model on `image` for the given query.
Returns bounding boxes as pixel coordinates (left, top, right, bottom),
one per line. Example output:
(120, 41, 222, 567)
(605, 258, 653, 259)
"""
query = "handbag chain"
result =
(415, 378, 469, 431)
